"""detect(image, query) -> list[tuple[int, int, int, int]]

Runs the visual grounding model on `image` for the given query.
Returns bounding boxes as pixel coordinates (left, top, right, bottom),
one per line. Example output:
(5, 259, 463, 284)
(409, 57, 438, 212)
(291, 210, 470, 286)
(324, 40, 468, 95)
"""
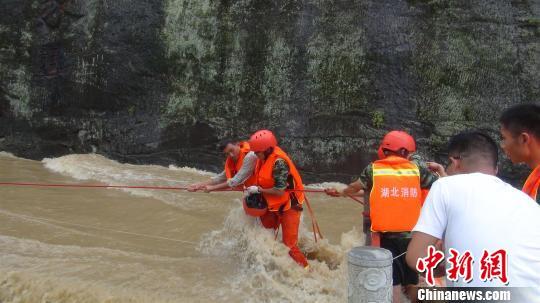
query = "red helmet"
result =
(249, 130, 277, 152)
(379, 131, 416, 154)
(243, 194, 267, 217)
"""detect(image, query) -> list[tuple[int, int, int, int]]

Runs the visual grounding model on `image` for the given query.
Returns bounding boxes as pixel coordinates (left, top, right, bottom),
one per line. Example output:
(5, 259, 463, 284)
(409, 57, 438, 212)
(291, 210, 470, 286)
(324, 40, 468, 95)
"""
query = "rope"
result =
(392, 251, 407, 260)
(303, 195, 323, 242)
(0, 182, 325, 194)
(0, 211, 199, 245)
(0, 182, 190, 191)
(0, 181, 364, 244)
(0, 182, 361, 202)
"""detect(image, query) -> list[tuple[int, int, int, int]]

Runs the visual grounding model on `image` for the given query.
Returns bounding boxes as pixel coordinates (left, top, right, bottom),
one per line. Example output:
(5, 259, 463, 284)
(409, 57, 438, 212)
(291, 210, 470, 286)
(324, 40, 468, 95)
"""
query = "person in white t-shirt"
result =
(406, 131, 540, 296)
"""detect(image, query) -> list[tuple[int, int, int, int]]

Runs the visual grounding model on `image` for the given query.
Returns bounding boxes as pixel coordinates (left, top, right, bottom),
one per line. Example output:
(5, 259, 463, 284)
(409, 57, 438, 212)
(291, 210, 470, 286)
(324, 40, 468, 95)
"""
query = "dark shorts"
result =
(380, 235, 419, 286)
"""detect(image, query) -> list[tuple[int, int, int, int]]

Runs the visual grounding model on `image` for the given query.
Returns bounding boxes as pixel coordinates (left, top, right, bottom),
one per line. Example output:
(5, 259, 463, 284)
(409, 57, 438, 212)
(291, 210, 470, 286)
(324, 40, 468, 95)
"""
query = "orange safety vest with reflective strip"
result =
(255, 146, 305, 212)
(370, 156, 422, 232)
(224, 142, 257, 187)
(523, 165, 540, 201)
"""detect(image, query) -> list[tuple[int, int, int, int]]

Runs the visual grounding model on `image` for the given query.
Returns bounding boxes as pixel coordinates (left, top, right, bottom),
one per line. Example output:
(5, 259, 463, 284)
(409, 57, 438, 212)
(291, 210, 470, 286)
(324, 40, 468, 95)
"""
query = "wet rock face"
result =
(0, 0, 538, 183)
(0, 0, 168, 164)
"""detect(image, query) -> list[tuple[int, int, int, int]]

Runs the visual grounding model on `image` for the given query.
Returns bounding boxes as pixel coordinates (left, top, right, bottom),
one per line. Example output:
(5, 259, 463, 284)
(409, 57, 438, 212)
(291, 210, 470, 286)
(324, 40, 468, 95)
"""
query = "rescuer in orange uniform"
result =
(325, 131, 438, 303)
(187, 140, 257, 192)
(243, 130, 309, 268)
(499, 103, 540, 204)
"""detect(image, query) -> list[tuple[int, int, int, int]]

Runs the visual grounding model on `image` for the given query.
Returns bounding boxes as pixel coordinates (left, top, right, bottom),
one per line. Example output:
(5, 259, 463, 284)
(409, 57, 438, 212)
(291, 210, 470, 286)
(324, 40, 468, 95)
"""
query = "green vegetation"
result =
(371, 110, 385, 128)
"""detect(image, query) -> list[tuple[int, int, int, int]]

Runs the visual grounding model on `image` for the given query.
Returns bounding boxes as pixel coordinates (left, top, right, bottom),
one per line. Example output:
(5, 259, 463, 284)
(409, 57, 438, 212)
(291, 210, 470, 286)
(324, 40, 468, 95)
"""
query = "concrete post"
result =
(348, 246, 393, 303)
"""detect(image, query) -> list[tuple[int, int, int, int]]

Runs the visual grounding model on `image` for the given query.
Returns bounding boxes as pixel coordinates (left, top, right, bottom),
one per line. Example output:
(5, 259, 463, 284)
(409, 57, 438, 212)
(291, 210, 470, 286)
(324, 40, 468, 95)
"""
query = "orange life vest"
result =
(255, 146, 304, 212)
(522, 165, 540, 201)
(370, 156, 422, 232)
(224, 142, 257, 187)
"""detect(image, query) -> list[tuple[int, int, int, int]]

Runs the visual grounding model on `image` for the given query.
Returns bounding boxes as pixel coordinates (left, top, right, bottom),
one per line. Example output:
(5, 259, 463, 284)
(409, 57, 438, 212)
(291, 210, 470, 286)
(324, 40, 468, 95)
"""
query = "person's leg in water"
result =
(260, 211, 279, 229)
(382, 236, 419, 303)
(393, 286, 404, 303)
(280, 208, 309, 268)
(405, 284, 418, 303)
(392, 284, 418, 303)
(259, 208, 308, 267)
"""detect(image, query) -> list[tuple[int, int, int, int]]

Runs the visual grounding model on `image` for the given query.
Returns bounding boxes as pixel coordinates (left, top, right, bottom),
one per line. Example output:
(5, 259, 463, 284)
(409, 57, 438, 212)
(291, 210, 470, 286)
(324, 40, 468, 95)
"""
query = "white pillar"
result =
(348, 246, 393, 303)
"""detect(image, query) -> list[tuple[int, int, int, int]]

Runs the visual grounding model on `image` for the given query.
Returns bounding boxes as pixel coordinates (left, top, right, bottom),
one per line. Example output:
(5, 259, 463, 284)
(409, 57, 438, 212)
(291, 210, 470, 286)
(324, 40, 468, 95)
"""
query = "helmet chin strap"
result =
(263, 147, 274, 159)
(379, 147, 409, 159)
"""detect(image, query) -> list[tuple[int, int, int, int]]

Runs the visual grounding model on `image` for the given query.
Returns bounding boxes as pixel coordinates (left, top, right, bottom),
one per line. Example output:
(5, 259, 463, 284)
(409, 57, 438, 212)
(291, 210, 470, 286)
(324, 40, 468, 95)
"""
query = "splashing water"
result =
(42, 154, 232, 210)
(0, 153, 365, 302)
(199, 207, 364, 302)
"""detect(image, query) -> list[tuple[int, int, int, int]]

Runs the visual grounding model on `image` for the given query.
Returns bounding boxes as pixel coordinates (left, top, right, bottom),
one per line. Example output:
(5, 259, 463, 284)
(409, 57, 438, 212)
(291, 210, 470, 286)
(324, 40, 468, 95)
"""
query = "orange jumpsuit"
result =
(260, 208, 307, 267)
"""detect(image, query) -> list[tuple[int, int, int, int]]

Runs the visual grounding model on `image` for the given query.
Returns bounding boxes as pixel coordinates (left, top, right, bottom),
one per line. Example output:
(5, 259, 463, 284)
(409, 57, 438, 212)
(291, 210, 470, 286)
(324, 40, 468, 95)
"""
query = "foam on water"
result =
(2, 153, 366, 302)
(199, 206, 364, 302)
(0, 151, 17, 158)
(43, 154, 213, 183)
(305, 182, 349, 191)
(0, 271, 161, 303)
(168, 164, 216, 176)
(42, 154, 222, 210)
(0, 234, 233, 303)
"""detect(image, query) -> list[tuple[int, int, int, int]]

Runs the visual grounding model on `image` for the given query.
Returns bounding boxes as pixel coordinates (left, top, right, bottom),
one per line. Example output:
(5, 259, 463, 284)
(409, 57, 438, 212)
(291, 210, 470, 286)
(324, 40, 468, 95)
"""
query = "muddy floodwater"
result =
(0, 152, 366, 302)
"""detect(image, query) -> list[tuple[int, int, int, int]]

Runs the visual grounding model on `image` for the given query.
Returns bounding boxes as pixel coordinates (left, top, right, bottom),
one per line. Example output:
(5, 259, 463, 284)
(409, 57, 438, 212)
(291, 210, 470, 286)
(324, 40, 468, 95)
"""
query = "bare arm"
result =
(343, 180, 364, 196)
(406, 231, 445, 277)
(325, 179, 365, 198)
(407, 179, 448, 277)
(427, 162, 447, 177)
(203, 181, 230, 192)
(188, 171, 226, 191)
(187, 179, 215, 191)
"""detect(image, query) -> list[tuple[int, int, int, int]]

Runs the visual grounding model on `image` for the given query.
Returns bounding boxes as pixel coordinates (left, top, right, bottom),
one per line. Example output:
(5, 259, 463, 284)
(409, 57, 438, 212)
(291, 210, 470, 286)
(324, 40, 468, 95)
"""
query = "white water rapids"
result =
(0, 152, 365, 302)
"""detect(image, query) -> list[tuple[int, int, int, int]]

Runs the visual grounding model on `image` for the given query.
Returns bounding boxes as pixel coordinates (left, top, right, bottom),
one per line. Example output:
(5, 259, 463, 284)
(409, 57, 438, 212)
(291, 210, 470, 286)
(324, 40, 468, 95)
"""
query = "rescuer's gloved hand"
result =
(246, 185, 260, 195)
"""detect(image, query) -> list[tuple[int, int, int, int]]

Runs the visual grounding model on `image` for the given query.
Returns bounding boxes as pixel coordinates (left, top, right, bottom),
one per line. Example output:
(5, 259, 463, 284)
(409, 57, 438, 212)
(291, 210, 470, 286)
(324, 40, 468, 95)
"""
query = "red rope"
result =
(0, 182, 189, 191)
(303, 195, 323, 242)
(0, 182, 328, 193)
(0, 181, 363, 204)
(0, 181, 368, 244)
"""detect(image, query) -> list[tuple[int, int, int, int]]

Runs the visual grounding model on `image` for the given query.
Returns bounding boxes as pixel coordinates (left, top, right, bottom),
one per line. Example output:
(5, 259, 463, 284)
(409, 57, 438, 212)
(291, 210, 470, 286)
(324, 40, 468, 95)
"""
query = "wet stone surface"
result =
(0, 0, 537, 183)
